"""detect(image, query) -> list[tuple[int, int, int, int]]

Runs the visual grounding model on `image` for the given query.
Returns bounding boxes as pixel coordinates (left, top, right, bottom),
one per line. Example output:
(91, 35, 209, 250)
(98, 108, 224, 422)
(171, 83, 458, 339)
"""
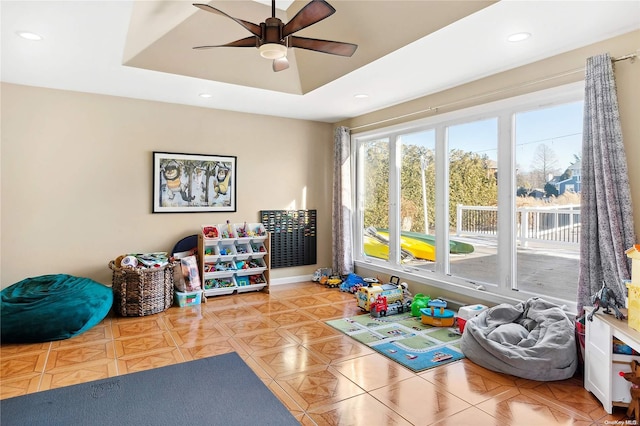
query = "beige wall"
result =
(2, 31, 638, 291)
(340, 30, 640, 242)
(1, 85, 333, 287)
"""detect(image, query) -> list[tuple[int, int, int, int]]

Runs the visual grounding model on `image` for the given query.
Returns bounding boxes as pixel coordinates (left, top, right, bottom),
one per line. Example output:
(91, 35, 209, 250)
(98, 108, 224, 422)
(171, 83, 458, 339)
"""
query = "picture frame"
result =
(153, 151, 236, 213)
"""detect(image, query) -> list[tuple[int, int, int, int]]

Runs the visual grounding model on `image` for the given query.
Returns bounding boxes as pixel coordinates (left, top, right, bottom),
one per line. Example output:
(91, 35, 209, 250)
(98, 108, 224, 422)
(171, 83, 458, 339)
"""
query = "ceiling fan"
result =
(192, 0, 358, 72)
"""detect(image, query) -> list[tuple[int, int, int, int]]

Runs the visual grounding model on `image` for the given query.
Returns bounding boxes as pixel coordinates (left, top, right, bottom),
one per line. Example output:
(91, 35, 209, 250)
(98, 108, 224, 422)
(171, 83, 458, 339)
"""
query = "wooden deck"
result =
(412, 237, 580, 302)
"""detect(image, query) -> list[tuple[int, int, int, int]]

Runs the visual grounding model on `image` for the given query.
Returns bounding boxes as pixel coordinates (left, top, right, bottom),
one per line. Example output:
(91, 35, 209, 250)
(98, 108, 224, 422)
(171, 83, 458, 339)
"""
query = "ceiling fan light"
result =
(259, 43, 287, 59)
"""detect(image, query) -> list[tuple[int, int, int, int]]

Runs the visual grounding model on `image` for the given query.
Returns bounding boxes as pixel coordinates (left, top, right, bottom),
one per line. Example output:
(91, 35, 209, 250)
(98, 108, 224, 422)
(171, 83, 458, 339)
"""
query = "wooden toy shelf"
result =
(198, 224, 270, 298)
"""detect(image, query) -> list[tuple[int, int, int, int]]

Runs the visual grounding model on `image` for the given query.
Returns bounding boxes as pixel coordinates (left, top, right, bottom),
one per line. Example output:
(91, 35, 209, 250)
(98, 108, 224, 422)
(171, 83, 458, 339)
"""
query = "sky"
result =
(401, 101, 584, 173)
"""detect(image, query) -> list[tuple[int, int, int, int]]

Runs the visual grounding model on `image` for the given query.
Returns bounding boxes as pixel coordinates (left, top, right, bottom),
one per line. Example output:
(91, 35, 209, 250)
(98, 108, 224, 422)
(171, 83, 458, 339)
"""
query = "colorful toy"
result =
(432, 352, 453, 362)
(323, 275, 342, 288)
(587, 280, 625, 321)
(312, 268, 332, 282)
(249, 274, 265, 284)
(410, 293, 431, 317)
(420, 298, 455, 327)
(620, 360, 640, 423)
(369, 295, 411, 318)
(457, 304, 488, 333)
(357, 276, 404, 312)
(202, 226, 219, 239)
(339, 273, 367, 293)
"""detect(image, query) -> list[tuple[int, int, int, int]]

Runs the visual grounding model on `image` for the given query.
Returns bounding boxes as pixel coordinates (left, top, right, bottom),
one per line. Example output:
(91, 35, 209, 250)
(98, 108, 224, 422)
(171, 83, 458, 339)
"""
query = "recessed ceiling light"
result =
(354, 94, 369, 99)
(16, 31, 43, 41)
(198, 93, 213, 98)
(507, 32, 531, 43)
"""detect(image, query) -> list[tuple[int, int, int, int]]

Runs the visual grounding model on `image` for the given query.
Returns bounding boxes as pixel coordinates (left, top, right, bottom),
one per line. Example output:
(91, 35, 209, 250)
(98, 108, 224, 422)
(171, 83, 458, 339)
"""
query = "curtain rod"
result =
(612, 51, 638, 62)
(350, 49, 638, 132)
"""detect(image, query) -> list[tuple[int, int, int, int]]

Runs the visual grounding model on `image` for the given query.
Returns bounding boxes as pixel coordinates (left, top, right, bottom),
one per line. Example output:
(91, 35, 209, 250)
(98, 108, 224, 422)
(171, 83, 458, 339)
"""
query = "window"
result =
(353, 83, 583, 310)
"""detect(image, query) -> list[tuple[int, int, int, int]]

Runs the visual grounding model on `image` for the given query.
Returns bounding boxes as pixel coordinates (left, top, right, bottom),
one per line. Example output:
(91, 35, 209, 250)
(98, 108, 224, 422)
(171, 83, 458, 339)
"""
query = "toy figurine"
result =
(587, 281, 625, 321)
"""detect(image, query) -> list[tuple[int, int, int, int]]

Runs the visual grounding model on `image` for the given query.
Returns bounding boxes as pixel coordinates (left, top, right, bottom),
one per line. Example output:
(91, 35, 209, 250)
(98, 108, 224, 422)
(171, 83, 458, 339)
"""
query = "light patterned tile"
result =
(306, 392, 412, 425)
(252, 345, 329, 378)
(431, 406, 503, 426)
(280, 321, 343, 344)
(0, 281, 607, 425)
(0, 351, 49, 379)
(232, 329, 298, 354)
(178, 335, 246, 361)
(332, 352, 415, 391)
(40, 359, 118, 391)
(116, 349, 184, 374)
(275, 365, 365, 410)
(114, 332, 177, 358)
(264, 310, 316, 327)
(300, 302, 362, 321)
(208, 304, 262, 322)
(282, 294, 336, 309)
(270, 284, 319, 299)
(370, 376, 471, 425)
(0, 342, 51, 357)
(303, 335, 374, 364)
(111, 316, 167, 338)
(322, 290, 358, 304)
(475, 387, 594, 425)
(420, 358, 521, 405)
(231, 291, 271, 305)
(161, 306, 207, 330)
(251, 299, 298, 315)
(169, 323, 229, 345)
(522, 377, 611, 421)
(0, 373, 41, 399)
(217, 315, 278, 335)
(50, 325, 112, 348)
(199, 294, 245, 311)
(267, 379, 306, 417)
(46, 341, 115, 370)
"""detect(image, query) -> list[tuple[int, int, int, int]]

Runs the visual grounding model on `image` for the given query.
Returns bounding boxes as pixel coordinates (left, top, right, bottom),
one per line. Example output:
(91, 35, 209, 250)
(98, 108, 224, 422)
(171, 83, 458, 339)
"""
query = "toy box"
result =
(612, 354, 640, 403)
(174, 290, 202, 307)
(457, 304, 488, 333)
(627, 281, 640, 332)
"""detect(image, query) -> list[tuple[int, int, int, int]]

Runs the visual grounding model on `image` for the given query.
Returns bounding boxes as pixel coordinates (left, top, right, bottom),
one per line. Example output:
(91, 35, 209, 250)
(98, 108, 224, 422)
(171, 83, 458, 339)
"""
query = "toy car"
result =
(369, 294, 412, 318)
(312, 268, 332, 283)
(324, 275, 343, 288)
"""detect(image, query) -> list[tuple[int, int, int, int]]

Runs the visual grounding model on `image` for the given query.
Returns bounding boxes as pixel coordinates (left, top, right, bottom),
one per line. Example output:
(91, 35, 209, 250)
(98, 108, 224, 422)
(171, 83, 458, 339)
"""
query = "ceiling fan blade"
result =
(273, 57, 290, 72)
(289, 36, 357, 57)
(193, 36, 258, 50)
(282, 0, 336, 37)
(193, 3, 261, 37)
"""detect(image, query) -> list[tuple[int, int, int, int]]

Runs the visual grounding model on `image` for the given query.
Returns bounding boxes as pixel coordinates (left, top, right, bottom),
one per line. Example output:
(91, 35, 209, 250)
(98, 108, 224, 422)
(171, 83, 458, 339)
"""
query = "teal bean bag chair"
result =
(1, 274, 113, 343)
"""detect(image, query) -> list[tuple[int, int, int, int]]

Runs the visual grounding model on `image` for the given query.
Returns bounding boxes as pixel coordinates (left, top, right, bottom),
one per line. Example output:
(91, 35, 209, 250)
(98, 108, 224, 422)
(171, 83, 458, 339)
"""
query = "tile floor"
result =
(0, 282, 633, 425)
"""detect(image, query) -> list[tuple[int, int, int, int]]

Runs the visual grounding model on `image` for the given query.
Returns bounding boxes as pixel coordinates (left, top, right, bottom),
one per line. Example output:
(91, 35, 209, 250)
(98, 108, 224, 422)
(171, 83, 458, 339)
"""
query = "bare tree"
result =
(530, 144, 560, 188)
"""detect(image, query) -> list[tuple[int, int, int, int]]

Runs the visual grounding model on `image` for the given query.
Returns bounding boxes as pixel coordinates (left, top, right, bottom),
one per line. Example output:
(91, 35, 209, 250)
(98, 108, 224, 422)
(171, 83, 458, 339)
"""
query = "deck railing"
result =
(456, 204, 581, 247)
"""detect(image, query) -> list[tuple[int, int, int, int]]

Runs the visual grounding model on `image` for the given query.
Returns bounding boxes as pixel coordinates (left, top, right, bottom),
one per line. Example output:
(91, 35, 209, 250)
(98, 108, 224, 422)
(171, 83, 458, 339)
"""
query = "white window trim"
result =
(351, 82, 584, 313)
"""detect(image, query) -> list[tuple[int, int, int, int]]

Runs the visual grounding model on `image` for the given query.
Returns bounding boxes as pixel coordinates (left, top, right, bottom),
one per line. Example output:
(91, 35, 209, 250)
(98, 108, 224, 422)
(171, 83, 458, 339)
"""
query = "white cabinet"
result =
(198, 223, 270, 297)
(584, 307, 640, 413)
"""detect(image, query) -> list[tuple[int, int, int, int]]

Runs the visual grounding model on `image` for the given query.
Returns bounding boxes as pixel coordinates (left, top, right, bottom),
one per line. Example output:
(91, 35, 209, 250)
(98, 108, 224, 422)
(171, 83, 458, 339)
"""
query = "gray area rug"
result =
(1, 352, 299, 426)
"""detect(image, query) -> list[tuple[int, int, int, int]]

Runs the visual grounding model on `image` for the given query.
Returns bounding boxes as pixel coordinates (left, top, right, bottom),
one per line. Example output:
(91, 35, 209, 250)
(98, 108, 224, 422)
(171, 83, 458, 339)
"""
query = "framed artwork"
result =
(153, 151, 236, 213)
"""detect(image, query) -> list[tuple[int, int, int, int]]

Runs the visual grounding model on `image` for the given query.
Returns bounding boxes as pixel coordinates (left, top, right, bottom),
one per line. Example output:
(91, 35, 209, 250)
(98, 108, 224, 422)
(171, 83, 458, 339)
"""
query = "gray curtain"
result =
(332, 126, 354, 275)
(577, 53, 635, 313)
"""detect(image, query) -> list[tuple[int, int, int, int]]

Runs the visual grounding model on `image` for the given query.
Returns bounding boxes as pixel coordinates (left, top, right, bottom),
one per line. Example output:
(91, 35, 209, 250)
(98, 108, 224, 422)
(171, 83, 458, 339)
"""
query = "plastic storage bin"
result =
(457, 304, 488, 333)
(174, 290, 202, 307)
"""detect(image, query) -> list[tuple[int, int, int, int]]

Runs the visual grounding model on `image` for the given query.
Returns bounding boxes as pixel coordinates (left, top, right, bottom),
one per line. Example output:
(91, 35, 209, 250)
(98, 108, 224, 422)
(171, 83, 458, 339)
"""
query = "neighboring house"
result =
(549, 160, 582, 195)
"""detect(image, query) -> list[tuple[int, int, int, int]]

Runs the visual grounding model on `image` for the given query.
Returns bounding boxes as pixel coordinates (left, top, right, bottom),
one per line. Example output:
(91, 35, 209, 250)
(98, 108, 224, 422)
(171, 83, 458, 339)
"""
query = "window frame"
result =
(351, 82, 584, 313)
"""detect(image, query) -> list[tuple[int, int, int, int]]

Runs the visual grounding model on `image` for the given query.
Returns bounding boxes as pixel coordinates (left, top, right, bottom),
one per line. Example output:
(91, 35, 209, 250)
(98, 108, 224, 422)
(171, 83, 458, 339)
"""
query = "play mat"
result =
(326, 312, 464, 372)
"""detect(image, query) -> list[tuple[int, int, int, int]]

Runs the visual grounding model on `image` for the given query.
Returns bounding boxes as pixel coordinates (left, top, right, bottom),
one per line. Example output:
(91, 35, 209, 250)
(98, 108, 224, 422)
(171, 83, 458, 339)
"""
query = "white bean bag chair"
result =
(460, 297, 577, 381)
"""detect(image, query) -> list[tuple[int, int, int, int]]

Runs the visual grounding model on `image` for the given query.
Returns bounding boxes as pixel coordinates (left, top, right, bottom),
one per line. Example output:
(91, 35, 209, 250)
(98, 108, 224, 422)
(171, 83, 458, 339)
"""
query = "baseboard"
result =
(269, 275, 312, 286)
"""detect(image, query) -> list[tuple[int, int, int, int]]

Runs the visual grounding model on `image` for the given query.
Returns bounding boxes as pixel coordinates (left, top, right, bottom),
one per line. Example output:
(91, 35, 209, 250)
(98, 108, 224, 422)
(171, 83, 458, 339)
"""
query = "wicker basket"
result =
(109, 261, 176, 317)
